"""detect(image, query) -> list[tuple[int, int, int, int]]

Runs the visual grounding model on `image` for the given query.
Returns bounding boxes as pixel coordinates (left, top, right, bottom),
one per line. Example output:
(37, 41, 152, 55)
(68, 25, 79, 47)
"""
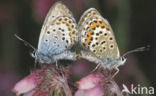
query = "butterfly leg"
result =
(112, 67, 119, 78)
(55, 61, 59, 69)
(33, 57, 38, 68)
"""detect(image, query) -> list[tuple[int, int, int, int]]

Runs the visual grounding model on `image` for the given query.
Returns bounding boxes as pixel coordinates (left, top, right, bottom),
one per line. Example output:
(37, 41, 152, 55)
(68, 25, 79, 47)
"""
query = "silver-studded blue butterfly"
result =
(34, 2, 78, 64)
(78, 8, 148, 76)
(15, 2, 77, 64)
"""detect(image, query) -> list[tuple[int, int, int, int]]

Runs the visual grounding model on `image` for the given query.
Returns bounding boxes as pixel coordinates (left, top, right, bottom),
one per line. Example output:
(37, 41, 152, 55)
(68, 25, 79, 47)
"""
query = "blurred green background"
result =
(0, 0, 156, 96)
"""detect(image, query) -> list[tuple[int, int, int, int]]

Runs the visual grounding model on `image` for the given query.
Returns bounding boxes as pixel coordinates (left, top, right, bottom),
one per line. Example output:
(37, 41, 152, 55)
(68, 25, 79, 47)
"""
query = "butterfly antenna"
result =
(122, 45, 150, 57)
(14, 34, 36, 50)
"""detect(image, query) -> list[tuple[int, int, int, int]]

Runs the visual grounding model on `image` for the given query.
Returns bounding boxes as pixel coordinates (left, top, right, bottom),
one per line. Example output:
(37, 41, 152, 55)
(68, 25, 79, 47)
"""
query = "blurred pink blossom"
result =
(0, 71, 18, 96)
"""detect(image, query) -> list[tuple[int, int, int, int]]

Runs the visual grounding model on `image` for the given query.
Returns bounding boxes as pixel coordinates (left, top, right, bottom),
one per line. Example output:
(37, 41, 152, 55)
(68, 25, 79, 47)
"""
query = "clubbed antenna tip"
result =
(122, 45, 150, 57)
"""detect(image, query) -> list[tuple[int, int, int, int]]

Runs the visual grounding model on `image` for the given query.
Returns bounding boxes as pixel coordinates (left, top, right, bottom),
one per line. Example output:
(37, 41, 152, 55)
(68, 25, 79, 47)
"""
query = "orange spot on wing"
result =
(55, 19, 76, 44)
(85, 20, 109, 48)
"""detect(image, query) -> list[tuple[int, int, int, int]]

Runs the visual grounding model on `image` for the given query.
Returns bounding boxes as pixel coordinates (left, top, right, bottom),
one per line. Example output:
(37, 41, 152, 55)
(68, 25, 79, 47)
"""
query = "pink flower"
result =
(24, 89, 47, 96)
(75, 73, 105, 96)
(75, 72, 123, 96)
(75, 85, 104, 96)
(77, 73, 104, 90)
(12, 72, 41, 95)
(12, 64, 72, 96)
(86, 85, 104, 96)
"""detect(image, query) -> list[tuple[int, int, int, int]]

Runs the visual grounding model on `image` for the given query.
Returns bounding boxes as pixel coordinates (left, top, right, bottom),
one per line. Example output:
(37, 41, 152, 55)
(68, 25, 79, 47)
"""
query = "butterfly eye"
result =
(31, 50, 36, 58)
(121, 57, 125, 61)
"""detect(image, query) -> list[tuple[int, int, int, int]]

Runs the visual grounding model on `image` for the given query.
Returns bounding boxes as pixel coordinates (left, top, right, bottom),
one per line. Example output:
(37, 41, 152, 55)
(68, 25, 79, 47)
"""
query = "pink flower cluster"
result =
(12, 65, 72, 96)
(12, 64, 122, 96)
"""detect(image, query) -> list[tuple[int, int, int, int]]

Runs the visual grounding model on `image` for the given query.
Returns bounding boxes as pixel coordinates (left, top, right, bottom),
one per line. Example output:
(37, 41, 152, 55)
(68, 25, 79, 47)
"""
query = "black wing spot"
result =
(110, 44, 114, 48)
(88, 42, 91, 45)
(89, 22, 93, 26)
(99, 31, 102, 34)
(72, 25, 74, 28)
(96, 33, 99, 36)
(92, 44, 95, 47)
(109, 37, 113, 41)
(99, 21, 102, 24)
(91, 32, 94, 35)
(69, 20, 72, 23)
(101, 26, 105, 28)
(96, 42, 99, 45)
(103, 47, 106, 50)
(92, 27, 96, 30)
(66, 40, 69, 44)
(104, 33, 107, 36)
(90, 37, 93, 41)
(96, 25, 99, 28)
(59, 18, 62, 21)
(94, 20, 97, 23)
(64, 18, 67, 21)
(101, 41, 106, 44)
(86, 27, 91, 31)
(93, 50, 96, 53)
(53, 29, 56, 31)
(58, 27, 61, 30)
(62, 29, 64, 32)
(62, 37, 65, 40)
(47, 31, 50, 34)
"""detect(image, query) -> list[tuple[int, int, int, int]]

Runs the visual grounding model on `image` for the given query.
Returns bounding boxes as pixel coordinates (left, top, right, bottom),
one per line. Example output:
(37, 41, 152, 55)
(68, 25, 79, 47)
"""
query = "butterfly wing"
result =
(36, 2, 77, 63)
(79, 8, 120, 59)
(39, 2, 74, 44)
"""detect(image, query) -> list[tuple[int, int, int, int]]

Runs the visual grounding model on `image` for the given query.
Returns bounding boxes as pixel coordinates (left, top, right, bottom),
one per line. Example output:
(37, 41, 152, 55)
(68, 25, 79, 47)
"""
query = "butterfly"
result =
(16, 2, 78, 64)
(78, 8, 148, 75)
(35, 2, 78, 64)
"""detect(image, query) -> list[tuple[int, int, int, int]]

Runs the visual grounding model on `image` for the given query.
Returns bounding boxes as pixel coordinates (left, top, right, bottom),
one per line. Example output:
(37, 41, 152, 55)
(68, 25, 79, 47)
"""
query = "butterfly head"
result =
(31, 50, 36, 58)
(120, 56, 127, 65)
(108, 56, 127, 68)
(117, 45, 150, 67)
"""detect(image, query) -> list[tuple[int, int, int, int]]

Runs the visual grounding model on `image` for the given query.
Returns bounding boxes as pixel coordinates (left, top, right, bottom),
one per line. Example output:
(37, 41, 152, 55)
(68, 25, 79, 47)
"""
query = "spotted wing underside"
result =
(37, 2, 77, 56)
(79, 8, 120, 59)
